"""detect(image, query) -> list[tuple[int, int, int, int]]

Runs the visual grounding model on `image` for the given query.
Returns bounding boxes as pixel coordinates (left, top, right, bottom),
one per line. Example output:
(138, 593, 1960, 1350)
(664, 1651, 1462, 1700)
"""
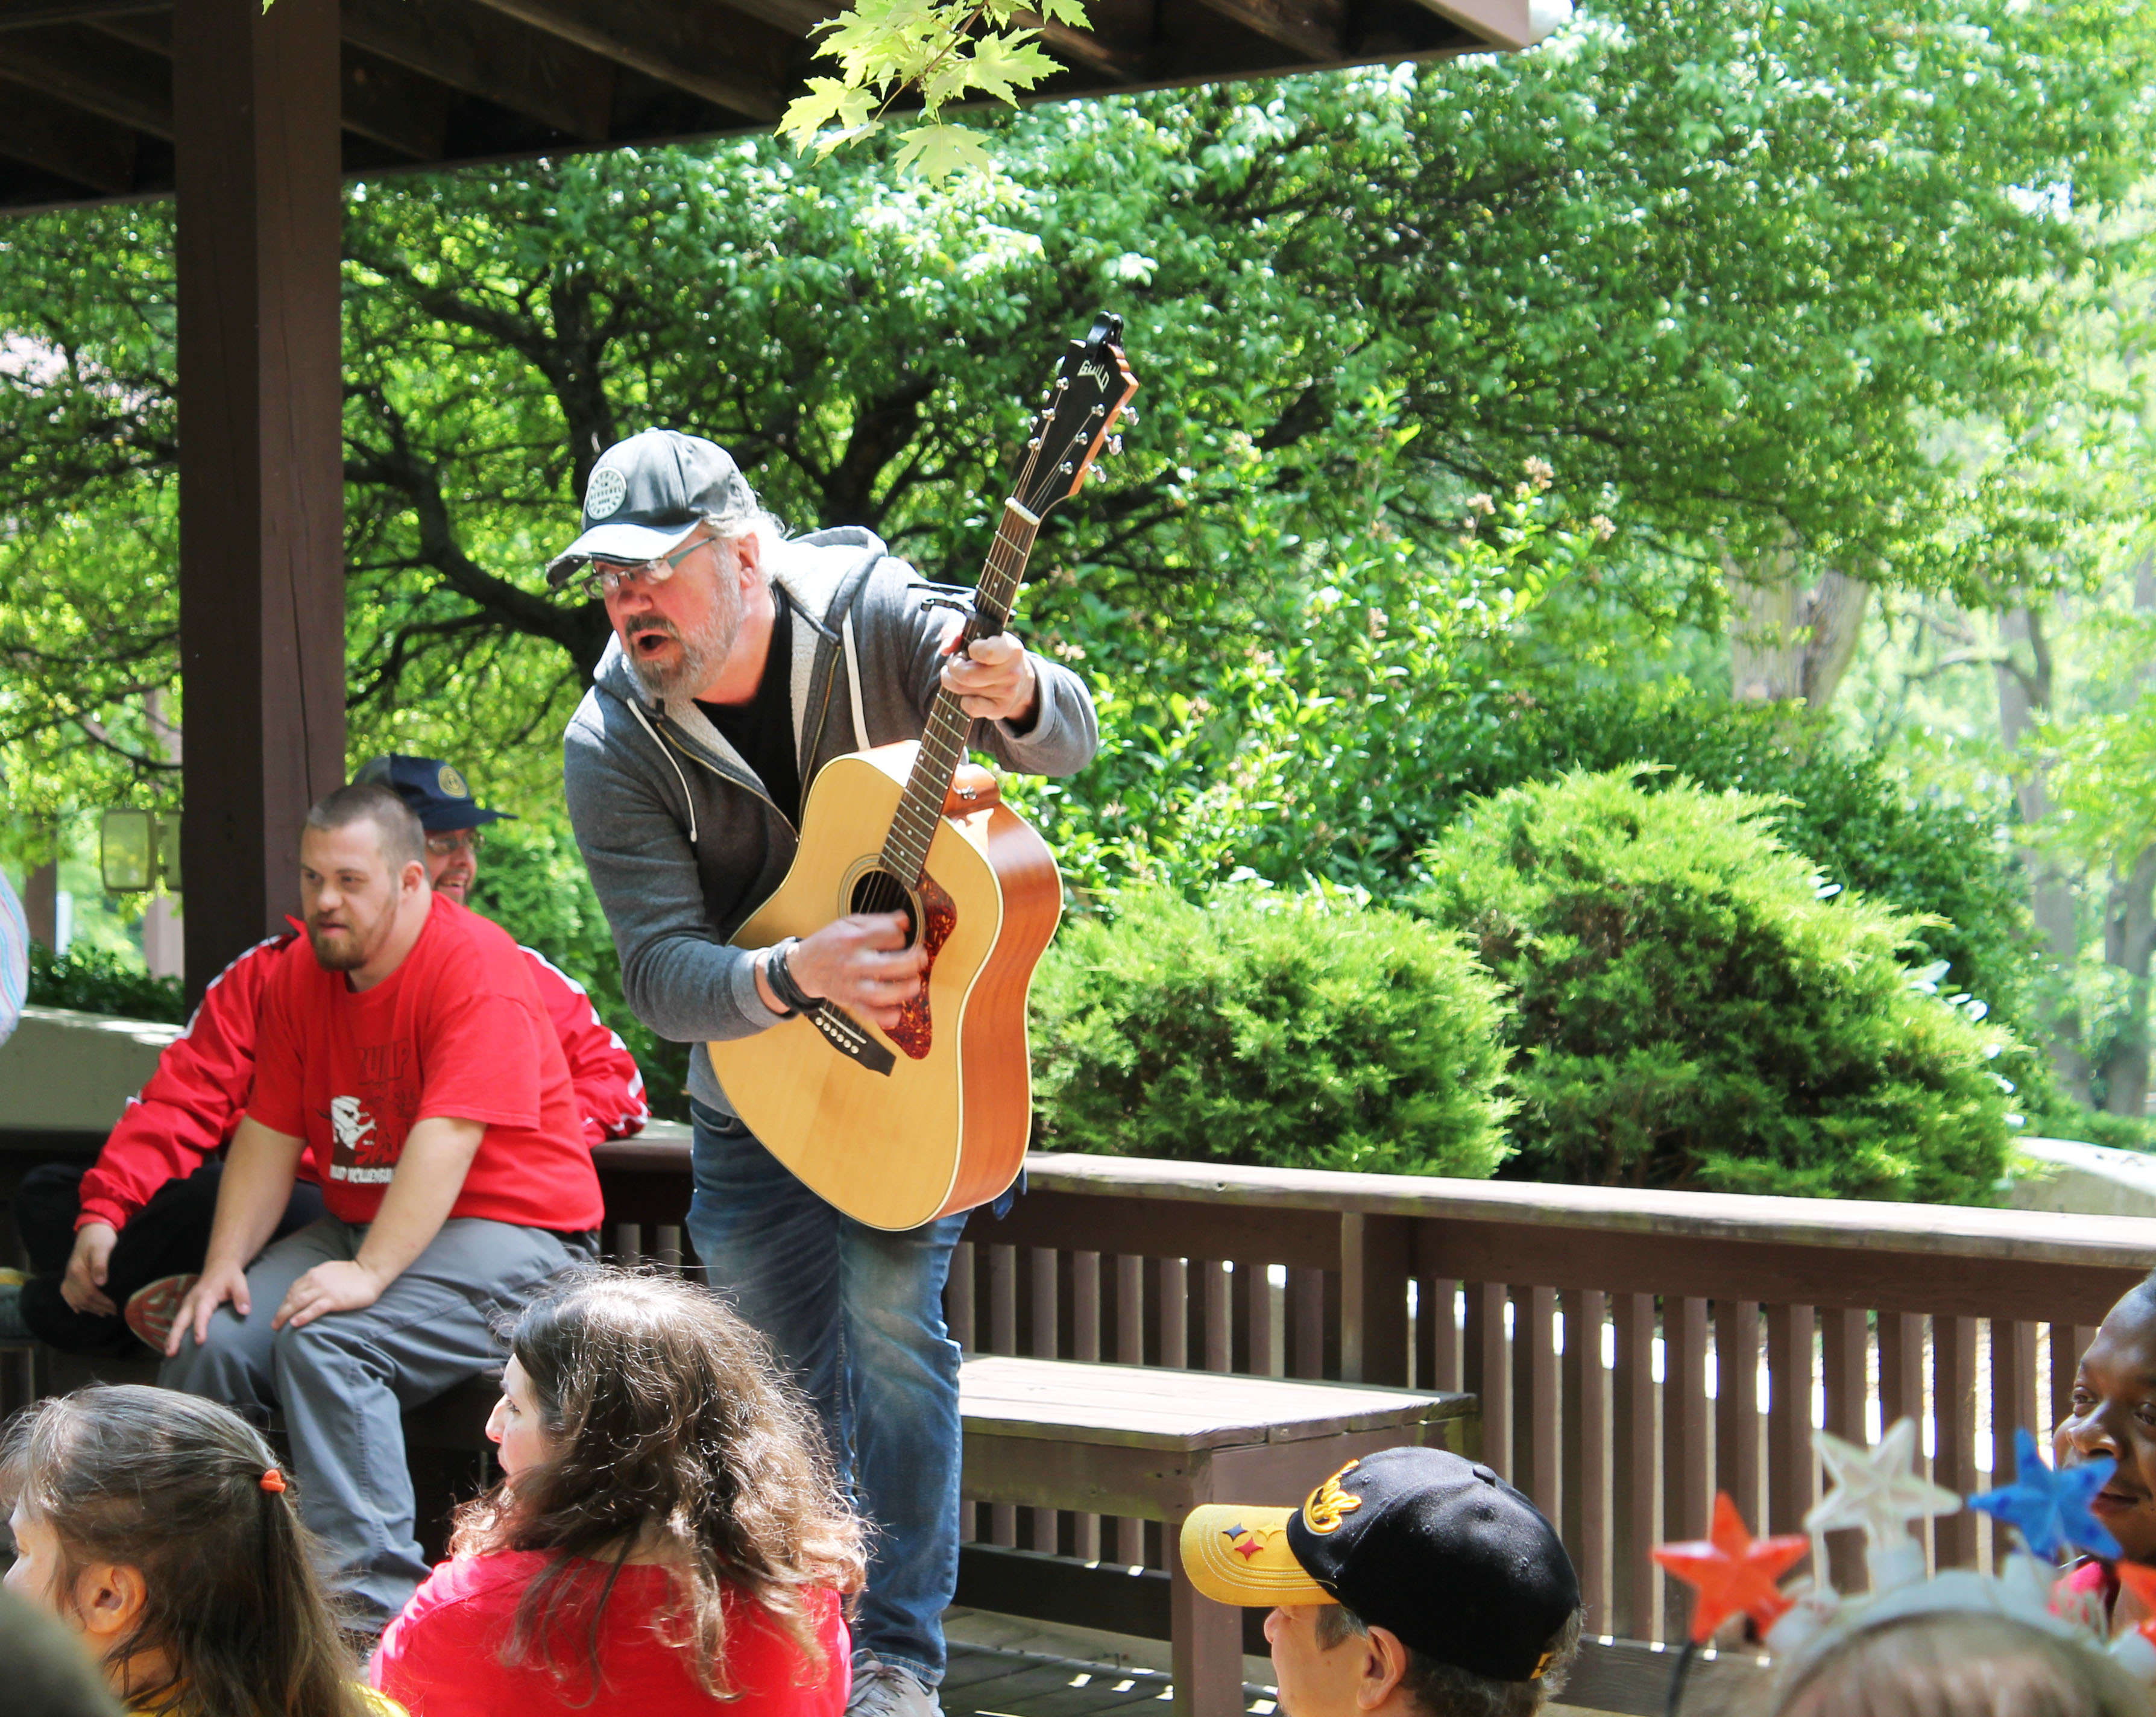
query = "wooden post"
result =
(174, 0, 345, 1001)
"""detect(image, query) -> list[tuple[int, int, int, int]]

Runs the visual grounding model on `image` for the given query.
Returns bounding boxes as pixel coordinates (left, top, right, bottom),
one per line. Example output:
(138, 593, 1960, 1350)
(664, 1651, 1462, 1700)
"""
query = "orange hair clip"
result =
(260, 1467, 287, 1494)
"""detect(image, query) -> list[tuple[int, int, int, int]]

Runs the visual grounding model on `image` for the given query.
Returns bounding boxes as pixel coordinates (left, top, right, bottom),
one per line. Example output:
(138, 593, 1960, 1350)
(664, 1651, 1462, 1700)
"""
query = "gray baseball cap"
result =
(546, 428, 758, 587)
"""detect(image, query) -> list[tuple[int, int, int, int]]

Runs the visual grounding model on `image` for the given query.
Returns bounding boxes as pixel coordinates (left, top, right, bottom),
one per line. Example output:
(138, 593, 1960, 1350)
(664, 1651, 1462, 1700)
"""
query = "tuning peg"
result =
(1027, 438, 1042, 450)
(1106, 436, 1123, 457)
(1121, 407, 1139, 427)
(1056, 378, 1070, 392)
(1090, 403, 1105, 419)
(1059, 460, 1076, 473)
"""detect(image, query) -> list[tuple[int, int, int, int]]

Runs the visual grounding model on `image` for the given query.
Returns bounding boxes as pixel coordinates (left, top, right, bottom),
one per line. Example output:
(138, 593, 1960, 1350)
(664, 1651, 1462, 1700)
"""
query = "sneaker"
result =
(124, 1273, 198, 1354)
(847, 1659, 942, 1717)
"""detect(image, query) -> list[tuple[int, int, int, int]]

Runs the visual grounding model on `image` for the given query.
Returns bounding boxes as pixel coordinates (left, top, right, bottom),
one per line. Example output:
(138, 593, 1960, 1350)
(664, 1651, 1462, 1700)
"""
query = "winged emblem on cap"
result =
(1302, 1460, 1364, 1534)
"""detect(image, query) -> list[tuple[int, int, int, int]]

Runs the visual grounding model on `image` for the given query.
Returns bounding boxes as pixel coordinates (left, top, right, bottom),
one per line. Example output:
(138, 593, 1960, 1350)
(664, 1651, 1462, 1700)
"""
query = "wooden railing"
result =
(597, 1141, 2156, 1648)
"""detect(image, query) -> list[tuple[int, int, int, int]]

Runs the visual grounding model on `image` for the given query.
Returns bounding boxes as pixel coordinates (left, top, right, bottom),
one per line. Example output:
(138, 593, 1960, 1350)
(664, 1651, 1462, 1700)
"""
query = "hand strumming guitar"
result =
(755, 912, 927, 1030)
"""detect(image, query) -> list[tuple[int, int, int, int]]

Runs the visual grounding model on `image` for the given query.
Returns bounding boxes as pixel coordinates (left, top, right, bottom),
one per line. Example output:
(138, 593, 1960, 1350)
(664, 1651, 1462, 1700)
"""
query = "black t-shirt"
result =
(695, 590, 803, 825)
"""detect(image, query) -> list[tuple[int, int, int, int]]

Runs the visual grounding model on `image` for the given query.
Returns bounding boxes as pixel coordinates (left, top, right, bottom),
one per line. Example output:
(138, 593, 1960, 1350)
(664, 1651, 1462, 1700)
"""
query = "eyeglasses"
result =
(563, 534, 712, 600)
(426, 831, 485, 857)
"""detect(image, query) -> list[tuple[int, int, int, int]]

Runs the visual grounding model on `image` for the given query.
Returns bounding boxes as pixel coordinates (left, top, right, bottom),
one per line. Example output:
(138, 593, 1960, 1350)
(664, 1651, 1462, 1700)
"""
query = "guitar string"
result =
(854, 397, 1105, 920)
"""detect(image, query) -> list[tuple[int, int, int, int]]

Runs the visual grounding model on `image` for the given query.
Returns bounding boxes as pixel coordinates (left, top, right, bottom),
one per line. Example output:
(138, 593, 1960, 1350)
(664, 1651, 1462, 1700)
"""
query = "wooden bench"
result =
(959, 1354, 1475, 1717)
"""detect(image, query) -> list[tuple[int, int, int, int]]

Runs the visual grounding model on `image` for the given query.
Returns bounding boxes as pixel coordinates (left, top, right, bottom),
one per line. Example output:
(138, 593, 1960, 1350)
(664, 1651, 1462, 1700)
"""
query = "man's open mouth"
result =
(631, 625, 676, 657)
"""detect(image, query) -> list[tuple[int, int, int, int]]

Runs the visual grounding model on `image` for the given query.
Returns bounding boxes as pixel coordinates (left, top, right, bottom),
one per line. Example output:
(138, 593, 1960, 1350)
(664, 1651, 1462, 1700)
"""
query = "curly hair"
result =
(452, 1267, 866, 1703)
(0, 1385, 367, 1717)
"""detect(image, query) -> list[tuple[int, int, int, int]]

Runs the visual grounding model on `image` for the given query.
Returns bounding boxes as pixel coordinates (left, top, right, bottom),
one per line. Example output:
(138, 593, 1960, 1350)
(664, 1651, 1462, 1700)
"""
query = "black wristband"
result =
(766, 939, 819, 1016)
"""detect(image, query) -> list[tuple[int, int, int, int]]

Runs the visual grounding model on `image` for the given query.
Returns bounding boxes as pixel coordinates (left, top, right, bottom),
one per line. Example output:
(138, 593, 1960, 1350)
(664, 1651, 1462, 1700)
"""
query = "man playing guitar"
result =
(555, 428, 1099, 1717)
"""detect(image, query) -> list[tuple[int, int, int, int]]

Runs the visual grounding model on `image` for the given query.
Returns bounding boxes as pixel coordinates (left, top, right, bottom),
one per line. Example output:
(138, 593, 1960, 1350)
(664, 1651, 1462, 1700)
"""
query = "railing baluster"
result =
(1821, 1307, 1868, 1590)
(1115, 1253, 1145, 1367)
(1202, 1259, 1232, 1372)
(1031, 1247, 1062, 1552)
(1290, 1267, 1326, 1379)
(1072, 1250, 1101, 1362)
(1463, 1283, 1512, 1482)
(1765, 1303, 1816, 1536)
(1414, 1276, 1455, 1393)
(1244, 1260, 1277, 1378)
(1562, 1288, 1609, 1634)
(947, 1240, 976, 1352)
(1612, 1293, 1657, 1642)
(1519, 1284, 1560, 1524)
(1989, 1316, 2038, 1570)
(989, 1244, 1017, 1356)
(1664, 1297, 1710, 1549)
(1934, 1316, 1979, 1567)
(1714, 1300, 1762, 1536)
(1158, 1256, 1188, 1370)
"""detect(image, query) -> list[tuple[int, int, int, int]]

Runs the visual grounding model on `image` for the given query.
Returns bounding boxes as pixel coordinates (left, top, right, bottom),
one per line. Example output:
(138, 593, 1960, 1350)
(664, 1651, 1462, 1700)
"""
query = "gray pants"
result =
(160, 1215, 589, 1628)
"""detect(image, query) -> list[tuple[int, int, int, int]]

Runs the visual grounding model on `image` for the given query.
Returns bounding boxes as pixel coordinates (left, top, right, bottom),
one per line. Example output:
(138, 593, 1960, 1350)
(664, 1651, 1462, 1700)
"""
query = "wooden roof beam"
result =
(0, 79, 136, 191)
(465, 0, 787, 122)
(341, 0, 616, 143)
(0, 24, 170, 136)
(1183, 0, 1342, 61)
(1017, 10, 1150, 81)
(0, 0, 162, 28)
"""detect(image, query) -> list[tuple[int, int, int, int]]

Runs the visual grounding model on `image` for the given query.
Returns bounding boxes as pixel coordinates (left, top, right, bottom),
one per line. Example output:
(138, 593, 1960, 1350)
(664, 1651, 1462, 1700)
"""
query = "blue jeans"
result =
(688, 1101, 966, 1684)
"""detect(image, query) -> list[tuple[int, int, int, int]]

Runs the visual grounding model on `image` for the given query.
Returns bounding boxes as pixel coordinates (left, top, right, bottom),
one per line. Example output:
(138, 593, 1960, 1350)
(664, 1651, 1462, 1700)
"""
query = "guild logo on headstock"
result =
(1079, 359, 1112, 391)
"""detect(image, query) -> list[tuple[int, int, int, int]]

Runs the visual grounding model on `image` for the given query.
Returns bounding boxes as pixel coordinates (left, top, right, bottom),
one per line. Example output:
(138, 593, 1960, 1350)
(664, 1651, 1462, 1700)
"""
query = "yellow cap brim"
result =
(1180, 1506, 1338, 1608)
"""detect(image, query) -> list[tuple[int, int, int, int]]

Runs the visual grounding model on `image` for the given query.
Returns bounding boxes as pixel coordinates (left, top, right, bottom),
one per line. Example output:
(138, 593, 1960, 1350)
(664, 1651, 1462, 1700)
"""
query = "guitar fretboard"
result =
(881, 498, 1040, 885)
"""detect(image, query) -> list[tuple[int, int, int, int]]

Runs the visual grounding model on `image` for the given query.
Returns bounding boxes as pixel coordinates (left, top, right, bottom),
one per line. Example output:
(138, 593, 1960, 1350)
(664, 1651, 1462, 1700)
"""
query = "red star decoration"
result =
(1651, 1492, 1809, 1643)
(1233, 1535, 1266, 1559)
(2115, 1560, 2156, 1640)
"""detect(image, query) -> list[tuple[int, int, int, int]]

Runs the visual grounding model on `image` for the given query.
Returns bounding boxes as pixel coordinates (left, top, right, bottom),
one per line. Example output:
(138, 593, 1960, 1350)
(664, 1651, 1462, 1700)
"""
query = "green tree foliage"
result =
(1030, 884, 1511, 1177)
(1415, 770, 2017, 1200)
(0, 0, 2142, 816)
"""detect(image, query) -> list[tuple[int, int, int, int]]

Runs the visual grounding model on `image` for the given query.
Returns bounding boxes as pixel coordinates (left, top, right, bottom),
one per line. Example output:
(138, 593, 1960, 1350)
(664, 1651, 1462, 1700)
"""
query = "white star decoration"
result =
(1806, 1417, 1962, 1548)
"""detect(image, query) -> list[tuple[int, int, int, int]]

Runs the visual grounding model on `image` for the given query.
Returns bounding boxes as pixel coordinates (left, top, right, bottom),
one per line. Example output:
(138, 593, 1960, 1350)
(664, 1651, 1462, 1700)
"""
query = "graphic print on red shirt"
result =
(247, 895, 605, 1232)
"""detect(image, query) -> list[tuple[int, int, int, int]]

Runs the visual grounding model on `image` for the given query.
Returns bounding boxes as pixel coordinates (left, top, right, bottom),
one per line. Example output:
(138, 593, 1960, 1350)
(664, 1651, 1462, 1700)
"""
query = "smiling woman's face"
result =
(2055, 1287, 2156, 1564)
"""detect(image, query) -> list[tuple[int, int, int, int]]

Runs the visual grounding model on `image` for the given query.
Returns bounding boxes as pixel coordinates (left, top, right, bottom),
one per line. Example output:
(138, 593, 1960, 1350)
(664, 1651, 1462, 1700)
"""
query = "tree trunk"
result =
(2104, 845, 2156, 1117)
(1996, 603, 2091, 1103)
(1724, 543, 1871, 708)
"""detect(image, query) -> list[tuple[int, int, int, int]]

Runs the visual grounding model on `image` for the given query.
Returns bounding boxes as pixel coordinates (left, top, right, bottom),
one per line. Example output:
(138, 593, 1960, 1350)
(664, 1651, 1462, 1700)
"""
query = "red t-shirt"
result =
(371, 1551, 850, 1717)
(248, 896, 604, 1232)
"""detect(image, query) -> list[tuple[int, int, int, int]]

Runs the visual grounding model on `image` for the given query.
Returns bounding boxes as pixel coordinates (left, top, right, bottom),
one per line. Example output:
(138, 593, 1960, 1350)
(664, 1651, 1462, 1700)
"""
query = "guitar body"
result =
(707, 743, 1064, 1230)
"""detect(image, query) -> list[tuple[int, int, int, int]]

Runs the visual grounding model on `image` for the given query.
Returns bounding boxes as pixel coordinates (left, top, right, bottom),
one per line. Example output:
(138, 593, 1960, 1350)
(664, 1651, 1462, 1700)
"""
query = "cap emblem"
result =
(1302, 1461, 1364, 1534)
(437, 764, 469, 799)
(587, 465, 628, 520)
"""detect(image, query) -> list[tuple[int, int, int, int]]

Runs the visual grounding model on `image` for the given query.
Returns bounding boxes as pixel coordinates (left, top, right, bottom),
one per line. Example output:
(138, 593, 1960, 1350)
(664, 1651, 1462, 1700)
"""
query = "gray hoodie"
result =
(562, 526, 1100, 1115)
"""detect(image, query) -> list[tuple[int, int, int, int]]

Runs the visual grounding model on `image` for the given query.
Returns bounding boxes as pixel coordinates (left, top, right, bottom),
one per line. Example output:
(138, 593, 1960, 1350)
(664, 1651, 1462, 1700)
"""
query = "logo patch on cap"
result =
(437, 764, 468, 799)
(1302, 1460, 1363, 1534)
(587, 465, 628, 520)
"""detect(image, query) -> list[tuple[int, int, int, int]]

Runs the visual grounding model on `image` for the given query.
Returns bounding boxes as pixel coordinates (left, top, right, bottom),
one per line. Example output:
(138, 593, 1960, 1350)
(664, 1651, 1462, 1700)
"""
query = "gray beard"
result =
(625, 600, 741, 702)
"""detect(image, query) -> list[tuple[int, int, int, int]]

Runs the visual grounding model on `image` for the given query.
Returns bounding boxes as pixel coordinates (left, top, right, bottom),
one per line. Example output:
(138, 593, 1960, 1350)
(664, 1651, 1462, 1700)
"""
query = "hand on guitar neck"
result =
(937, 628, 1040, 728)
(754, 912, 927, 1031)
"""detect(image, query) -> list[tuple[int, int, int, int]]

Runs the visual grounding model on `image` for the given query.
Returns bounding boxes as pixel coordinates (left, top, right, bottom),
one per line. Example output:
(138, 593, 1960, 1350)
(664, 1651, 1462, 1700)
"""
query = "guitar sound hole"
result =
(850, 868, 918, 944)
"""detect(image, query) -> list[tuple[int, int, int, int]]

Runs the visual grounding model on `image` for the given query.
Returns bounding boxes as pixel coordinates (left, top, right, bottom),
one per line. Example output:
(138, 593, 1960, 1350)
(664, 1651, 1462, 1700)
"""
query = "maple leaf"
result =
(777, 78, 881, 156)
(894, 121, 995, 182)
(956, 28, 1058, 106)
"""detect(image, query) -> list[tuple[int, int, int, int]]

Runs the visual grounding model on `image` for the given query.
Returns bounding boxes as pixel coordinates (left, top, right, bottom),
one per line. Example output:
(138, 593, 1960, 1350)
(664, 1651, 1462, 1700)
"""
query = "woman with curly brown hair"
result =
(370, 1267, 863, 1716)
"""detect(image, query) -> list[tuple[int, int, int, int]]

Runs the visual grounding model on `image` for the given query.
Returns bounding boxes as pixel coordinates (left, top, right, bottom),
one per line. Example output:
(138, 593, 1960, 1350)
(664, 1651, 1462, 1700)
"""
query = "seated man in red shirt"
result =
(1, 754, 646, 1356)
(161, 780, 606, 1634)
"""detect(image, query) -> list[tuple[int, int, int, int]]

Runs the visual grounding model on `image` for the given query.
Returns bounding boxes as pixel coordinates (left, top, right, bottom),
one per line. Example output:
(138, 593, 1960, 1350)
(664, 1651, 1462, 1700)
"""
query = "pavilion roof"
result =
(0, 0, 1537, 210)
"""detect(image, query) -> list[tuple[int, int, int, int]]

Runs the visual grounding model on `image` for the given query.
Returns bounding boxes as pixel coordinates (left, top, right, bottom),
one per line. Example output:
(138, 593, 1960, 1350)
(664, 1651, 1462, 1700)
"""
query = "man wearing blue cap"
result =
(2, 755, 648, 1358)
(555, 428, 1100, 1717)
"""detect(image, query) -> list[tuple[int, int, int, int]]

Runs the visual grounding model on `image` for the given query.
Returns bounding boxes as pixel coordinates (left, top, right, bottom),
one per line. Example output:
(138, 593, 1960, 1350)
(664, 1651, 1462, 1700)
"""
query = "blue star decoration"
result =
(1967, 1427, 2122, 1561)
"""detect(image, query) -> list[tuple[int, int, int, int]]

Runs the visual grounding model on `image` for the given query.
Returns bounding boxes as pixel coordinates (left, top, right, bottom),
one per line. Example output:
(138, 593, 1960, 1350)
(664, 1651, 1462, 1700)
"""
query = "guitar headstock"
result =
(1013, 312, 1139, 518)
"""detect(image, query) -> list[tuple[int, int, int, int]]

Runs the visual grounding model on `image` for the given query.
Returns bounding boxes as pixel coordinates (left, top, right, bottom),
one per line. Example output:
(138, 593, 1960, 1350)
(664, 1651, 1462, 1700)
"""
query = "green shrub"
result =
(28, 943, 184, 1023)
(1030, 883, 1511, 1177)
(1415, 769, 2017, 1202)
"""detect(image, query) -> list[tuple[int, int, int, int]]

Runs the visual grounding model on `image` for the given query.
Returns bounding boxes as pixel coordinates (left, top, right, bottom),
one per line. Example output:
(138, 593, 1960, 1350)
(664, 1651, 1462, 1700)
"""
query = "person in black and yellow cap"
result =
(1180, 1447, 1584, 1717)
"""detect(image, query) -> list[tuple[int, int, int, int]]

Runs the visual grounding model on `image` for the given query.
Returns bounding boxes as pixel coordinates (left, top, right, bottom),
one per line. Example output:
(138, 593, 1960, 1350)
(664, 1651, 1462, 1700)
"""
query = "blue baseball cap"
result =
(353, 755, 514, 833)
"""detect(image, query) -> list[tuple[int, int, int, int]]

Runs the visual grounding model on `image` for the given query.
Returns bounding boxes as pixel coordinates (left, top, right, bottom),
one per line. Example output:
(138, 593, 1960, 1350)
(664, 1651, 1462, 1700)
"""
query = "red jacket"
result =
(75, 925, 649, 1233)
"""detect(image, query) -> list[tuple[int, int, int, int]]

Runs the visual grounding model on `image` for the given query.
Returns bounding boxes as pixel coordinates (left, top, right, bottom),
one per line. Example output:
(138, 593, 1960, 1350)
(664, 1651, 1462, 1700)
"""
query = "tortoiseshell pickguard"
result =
(886, 872, 957, 1061)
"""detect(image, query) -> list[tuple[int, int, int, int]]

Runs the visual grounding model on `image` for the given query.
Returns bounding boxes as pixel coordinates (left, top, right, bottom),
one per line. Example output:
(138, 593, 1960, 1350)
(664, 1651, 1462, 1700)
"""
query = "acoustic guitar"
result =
(708, 313, 1139, 1230)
